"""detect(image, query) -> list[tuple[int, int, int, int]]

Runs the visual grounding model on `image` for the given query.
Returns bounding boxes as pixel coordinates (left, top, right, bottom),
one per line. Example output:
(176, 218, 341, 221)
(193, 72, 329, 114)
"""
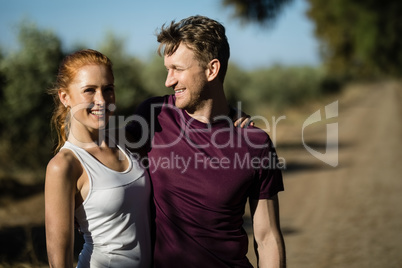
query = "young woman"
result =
(45, 49, 151, 268)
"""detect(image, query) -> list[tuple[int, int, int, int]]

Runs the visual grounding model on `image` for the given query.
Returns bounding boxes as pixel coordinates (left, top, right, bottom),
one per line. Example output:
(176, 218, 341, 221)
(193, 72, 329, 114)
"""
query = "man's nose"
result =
(165, 70, 176, 88)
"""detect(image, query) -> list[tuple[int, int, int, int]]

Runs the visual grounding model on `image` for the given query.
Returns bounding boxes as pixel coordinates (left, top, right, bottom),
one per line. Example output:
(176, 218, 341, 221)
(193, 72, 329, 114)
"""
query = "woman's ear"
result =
(206, 59, 220, 82)
(58, 90, 69, 108)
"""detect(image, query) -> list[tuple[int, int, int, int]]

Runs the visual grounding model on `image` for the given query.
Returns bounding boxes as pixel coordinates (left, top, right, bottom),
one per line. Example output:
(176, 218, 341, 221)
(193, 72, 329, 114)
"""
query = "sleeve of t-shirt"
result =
(250, 136, 284, 200)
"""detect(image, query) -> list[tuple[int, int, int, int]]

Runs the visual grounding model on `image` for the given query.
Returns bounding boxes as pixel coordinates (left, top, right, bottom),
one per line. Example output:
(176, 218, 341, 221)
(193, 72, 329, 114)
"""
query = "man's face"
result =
(164, 43, 209, 111)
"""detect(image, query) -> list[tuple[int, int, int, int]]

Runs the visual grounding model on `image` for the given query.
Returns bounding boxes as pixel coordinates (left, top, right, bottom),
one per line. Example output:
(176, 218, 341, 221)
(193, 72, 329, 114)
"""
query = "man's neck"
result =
(185, 96, 229, 124)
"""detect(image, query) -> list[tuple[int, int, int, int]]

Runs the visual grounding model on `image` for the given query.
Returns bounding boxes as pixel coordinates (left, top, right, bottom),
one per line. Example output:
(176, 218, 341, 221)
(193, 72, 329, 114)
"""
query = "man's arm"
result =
(250, 195, 286, 268)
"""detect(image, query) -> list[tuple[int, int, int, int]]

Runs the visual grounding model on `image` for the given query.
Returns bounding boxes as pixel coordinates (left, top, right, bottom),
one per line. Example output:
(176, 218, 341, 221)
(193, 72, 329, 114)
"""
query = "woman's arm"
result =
(45, 151, 80, 267)
(229, 107, 254, 128)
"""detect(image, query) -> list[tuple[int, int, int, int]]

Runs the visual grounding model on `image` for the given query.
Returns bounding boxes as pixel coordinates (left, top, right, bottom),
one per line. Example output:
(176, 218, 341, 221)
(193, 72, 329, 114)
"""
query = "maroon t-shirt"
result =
(127, 95, 284, 267)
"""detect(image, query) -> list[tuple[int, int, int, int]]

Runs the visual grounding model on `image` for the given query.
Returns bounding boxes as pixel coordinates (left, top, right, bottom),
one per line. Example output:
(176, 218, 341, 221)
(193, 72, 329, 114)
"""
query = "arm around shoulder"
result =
(250, 195, 286, 268)
(45, 151, 81, 267)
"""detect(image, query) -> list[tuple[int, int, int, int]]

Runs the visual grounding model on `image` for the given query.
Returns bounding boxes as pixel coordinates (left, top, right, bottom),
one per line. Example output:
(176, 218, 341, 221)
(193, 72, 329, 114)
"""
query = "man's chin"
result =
(174, 100, 186, 110)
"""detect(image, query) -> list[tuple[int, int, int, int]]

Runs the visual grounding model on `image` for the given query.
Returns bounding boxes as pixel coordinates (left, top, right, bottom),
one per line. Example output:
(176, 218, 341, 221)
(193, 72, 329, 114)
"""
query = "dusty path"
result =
(262, 81, 402, 267)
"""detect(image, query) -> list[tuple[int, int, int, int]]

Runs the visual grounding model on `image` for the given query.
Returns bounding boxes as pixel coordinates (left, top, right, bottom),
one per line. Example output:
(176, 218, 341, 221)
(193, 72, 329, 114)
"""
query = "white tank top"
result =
(61, 141, 151, 268)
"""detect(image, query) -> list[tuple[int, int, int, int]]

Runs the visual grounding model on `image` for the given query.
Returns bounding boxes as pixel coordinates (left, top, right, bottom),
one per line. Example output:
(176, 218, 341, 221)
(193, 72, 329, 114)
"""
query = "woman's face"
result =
(62, 64, 115, 134)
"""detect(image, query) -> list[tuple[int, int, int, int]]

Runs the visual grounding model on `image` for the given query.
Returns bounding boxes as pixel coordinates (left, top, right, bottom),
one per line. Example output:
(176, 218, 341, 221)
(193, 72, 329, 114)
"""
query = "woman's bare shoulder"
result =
(46, 148, 82, 180)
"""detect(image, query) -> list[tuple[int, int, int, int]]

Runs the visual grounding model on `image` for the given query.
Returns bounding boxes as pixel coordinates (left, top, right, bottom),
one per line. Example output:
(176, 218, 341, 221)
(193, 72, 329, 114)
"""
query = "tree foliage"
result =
(140, 54, 169, 97)
(222, 0, 402, 78)
(221, 0, 402, 78)
(0, 22, 63, 170)
(307, 0, 402, 78)
(222, 0, 293, 26)
(224, 62, 251, 109)
(244, 65, 325, 111)
(98, 32, 152, 116)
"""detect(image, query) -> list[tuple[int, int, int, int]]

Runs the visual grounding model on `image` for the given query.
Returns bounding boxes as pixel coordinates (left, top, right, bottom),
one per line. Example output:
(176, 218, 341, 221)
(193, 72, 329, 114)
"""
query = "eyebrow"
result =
(80, 83, 115, 89)
(166, 63, 188, 69)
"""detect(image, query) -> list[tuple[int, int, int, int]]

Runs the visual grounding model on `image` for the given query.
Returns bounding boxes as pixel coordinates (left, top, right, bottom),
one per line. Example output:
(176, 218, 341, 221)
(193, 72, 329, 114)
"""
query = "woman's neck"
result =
(67, 128, 108, 149)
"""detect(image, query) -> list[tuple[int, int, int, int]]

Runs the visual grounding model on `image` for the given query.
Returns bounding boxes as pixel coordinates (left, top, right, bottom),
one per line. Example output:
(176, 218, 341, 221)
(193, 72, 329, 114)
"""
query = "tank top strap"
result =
(60, 141, 144, 189)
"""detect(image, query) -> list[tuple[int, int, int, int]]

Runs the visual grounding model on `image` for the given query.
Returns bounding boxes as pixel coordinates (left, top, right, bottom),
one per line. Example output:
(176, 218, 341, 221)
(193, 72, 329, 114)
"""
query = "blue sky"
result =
(0, 0, 320, 69)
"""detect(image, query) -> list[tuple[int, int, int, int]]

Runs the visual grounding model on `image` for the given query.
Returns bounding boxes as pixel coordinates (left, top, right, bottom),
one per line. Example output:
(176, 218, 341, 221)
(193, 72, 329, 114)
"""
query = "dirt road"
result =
(258, 81, 402, 267)
(1, 81, 401, 267)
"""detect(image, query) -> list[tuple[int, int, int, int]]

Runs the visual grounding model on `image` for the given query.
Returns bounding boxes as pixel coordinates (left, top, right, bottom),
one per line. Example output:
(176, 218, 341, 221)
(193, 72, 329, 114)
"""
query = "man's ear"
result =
(58, 89, 69, 107)
(206, 59, 220, 82)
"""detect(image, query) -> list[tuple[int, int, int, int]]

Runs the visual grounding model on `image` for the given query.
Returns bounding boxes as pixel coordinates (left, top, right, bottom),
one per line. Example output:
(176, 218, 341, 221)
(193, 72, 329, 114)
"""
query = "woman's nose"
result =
(94, 90, 105, 105)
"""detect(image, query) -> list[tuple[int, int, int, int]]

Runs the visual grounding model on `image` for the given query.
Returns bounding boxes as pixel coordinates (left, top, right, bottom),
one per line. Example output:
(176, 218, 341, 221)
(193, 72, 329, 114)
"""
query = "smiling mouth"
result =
(90, 110, 104, 116)
(88, 107, 111, 117)
(174, 88, 185, 95)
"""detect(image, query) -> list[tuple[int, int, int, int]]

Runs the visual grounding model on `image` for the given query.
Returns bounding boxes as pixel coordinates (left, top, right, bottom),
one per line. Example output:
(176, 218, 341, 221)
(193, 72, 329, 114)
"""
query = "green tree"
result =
(242, 65, 323, 112)
(307, 0, 402, 78)
(222, 0, 293, 26)
(99, 32, 151, 116)
(224, 62, 251, 110)
(141, 54, 169, 97)
(0, 22, 63, 171)
(221, 0, 402, 78)
(0, 48, 6, 135)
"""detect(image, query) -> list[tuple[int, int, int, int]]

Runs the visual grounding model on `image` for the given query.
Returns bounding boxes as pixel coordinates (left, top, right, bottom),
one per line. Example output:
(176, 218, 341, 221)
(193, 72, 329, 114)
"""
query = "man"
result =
(128, 15, 286, 267)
